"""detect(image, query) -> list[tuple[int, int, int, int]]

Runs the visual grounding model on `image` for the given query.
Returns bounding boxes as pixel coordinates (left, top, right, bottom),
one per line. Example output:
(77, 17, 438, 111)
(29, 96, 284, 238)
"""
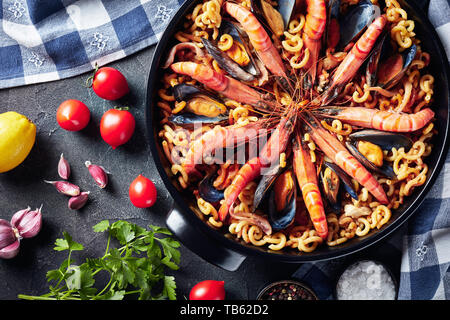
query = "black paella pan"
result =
(145, 0, 450, 271)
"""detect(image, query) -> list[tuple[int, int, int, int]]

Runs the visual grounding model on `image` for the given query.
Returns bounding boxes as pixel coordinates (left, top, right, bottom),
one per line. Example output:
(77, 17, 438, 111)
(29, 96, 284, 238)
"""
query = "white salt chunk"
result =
(336, 260, 396, 300)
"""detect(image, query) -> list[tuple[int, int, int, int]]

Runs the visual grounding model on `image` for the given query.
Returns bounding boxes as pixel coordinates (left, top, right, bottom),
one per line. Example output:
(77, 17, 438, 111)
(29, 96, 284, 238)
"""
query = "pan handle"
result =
(166, 205, 247, 272)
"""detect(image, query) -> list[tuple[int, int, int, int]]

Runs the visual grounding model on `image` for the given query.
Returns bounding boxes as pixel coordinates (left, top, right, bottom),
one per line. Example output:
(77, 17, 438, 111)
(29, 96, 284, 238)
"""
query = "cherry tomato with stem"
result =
(189, 280, 225, 300)
(129, 174, 157, 208)
(100, 108, 135, 149)
(88, 65, 129, 100)
(56, 99, 91, 131)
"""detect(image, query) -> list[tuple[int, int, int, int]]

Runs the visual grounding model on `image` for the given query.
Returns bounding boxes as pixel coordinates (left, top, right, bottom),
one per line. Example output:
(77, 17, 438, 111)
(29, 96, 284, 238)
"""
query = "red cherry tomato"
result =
(129, 175, 157, 208)
(189, 280, 225, 300)
(92, 67, 129, 100)
(56, 99, 90, 131)
(100, 109, 135, 149)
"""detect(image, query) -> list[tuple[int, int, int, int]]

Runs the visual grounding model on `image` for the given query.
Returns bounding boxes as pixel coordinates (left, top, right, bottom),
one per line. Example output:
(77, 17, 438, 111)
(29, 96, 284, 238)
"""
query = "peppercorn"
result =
(257, 281, 318, 300)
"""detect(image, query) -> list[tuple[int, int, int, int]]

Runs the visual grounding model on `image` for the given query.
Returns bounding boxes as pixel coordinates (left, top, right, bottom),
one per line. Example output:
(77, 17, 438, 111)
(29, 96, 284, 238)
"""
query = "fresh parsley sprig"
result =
(17, 220, 180, 300)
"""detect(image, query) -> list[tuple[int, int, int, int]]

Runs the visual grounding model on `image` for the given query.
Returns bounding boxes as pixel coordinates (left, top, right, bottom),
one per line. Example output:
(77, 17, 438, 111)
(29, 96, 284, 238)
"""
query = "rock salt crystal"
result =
(335, 260, 397, 300)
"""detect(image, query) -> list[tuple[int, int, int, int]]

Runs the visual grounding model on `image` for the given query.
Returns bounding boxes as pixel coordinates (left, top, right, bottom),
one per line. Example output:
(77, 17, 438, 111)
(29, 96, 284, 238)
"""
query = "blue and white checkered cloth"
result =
(293, 0, 450, 300)
(0, 0, 449, 300)
(0, 0, 183, 89)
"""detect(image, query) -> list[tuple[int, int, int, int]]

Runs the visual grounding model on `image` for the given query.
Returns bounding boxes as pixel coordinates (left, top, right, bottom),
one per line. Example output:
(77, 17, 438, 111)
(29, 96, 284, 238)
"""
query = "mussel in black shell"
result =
(210, 20, 262, 81)
(325, 0, 341, 49)
(346, 130, 413, 179)
(250, 0, 296, 37)
(172, 83, 227, 117)
(322, 161, 358, 206)
(253, 164, 282, 210)
(168, 113, 228, 127)
(365, 31, 388, 87)
(376, 44, 417, 89)
(365, 30, 417, 89)
(202, 37, 256, 82)
(320, 163, 341, 212)
(268, 168, 297, 231)
(198, 171, 224, 204)
(337, 0, 380, 50)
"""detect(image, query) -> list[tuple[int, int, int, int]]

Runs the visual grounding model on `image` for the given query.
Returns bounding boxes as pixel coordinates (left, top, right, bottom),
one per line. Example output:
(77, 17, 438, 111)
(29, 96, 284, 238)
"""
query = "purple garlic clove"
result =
(9, 207, 31, 228)
(58, 153, 71, 180)
(85, 161, 108, 188)
(0, 220, 16, 249)
(0, 219, 20, 259)
(44, 180, 80, 197)
(0, 239, 20, 259)
(11, 205, 42, 239)
(68, 191, 90, 210)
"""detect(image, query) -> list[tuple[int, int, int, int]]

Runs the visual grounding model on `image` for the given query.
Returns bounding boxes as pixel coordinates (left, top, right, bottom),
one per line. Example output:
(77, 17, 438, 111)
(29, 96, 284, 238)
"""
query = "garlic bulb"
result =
(10, 206, 42, 239)
(0, 219, 20, 259)
(0, 206, 43, 259)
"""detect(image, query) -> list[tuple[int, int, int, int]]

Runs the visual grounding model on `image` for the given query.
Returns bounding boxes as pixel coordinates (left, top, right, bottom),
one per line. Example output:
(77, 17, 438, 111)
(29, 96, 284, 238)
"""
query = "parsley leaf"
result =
(93, 220, 110, 232)
(18, 220, 180, 301)
(54, 232, 84, 251)
(163, 276, 177, 300)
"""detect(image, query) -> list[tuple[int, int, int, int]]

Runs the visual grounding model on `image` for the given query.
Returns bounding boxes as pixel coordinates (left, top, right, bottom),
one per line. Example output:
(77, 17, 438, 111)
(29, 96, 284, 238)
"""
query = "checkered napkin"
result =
(0, 0, 183, 89)
(292, 0, 450, 300)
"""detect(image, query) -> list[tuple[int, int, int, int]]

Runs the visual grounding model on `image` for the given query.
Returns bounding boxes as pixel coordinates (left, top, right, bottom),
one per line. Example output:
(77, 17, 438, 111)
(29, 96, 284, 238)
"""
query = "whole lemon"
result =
(0, 111, 36, 173)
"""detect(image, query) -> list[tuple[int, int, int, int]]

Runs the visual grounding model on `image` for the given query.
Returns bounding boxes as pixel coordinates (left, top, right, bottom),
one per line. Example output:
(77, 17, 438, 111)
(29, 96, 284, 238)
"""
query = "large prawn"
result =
(218, 115, 296, 221)
(302, 112, 389, 204)
(182, 122, 267, 176)
(315, 106, 435, 132)
(224, 1, 293, 91)
(302, 0, 327, 85)
(293, 133, 328, 239)
(323, 15, 387, 104)
(171, 62, 275, 110)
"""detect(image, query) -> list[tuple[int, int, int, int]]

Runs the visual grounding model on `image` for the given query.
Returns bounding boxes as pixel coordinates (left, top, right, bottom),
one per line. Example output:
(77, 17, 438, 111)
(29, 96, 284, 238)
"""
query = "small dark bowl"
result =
(256, 279, 319, 300)
(333, 259, 399, 300)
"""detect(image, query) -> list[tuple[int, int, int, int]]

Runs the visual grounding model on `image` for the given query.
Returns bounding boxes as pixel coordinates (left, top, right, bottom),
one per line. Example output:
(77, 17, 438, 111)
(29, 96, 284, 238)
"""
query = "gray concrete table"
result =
(0, 46, 303, 300)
